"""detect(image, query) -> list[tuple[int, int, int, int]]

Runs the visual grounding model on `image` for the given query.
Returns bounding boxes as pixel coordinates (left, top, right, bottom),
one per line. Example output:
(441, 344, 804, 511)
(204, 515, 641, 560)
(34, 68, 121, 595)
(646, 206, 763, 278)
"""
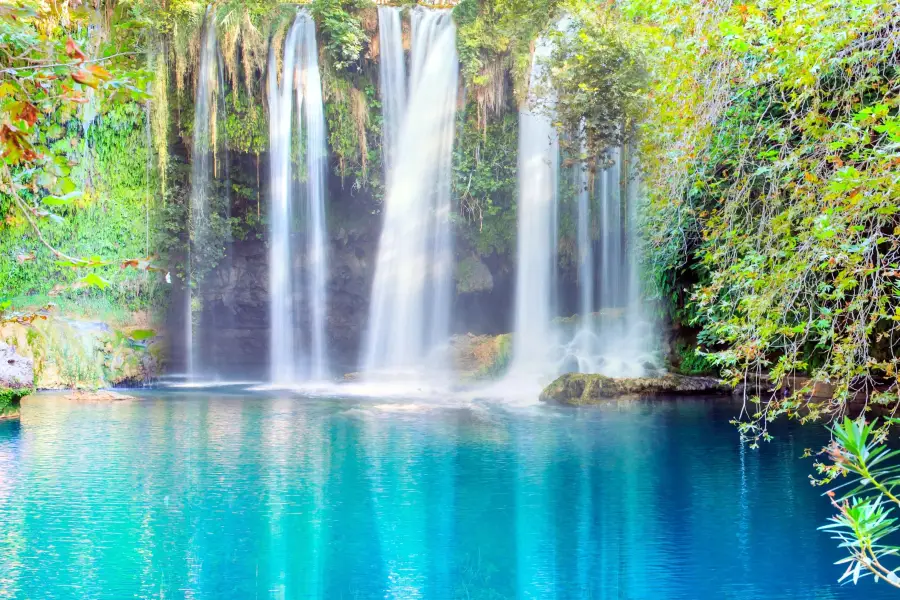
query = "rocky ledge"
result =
(0, 341, 35, 419)
(539, 372, 731, 405)
(66, 390, 136, 402)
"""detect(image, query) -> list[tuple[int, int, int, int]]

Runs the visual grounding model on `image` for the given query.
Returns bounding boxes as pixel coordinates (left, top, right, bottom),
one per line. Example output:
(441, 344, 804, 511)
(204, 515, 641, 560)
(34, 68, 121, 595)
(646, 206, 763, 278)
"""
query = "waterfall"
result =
(598, 148, 623, 310)
(303, 15, 330, 382)
(508, 35, 560, 379)
(377, 7, 406, 177)
(575, 142, 593, 359)
(563, 146, 653, 377)
(506, 27, 654, 388)
(186, 9, 223, 379)
(267, 12, 330, 385)
(362, 8, 458, 381)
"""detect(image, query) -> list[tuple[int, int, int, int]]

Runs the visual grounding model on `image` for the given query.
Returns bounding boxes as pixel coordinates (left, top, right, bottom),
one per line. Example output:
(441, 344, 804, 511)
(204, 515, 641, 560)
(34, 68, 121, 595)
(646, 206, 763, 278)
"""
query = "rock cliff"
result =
(0, 341, 35, 418)
(539, 372, 731, 405)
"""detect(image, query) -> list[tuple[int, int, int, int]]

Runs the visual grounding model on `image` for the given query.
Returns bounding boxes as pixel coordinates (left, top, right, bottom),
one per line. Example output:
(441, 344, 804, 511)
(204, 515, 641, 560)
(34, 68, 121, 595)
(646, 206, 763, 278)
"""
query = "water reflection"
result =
(0, 394, 882, 599)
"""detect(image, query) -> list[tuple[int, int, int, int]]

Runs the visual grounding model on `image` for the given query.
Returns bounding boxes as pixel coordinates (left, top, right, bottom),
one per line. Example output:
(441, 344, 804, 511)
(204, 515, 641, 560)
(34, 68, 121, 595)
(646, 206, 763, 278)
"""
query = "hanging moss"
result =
(454, 0, 561, 117)
(323, 72, 384, 197)
(224, 90, 267, 155)
(149, 41, 171, 199)
(453, 106, 518, 256)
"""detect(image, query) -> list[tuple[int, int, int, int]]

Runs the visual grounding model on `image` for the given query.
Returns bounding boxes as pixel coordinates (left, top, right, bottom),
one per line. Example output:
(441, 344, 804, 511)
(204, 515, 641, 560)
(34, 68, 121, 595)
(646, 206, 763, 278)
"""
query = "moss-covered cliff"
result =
(0, 0, 642, 381)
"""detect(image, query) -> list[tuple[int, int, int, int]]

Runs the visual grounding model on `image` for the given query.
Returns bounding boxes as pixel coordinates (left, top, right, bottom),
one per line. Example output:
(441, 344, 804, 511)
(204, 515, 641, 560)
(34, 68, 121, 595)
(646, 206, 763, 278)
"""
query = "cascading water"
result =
(506, 27, 654, 388)
(362, 8, 458, 382)
(598, 148, 623, 310)
(562, 146, 653, 376)
(377, 6, 406, 177)
(507, 35, 560, 381)
(302, 15, 330, 382)
(186, 10, 223, 379)
(267, 12, 330, 386)
(575, 144, 593, 359)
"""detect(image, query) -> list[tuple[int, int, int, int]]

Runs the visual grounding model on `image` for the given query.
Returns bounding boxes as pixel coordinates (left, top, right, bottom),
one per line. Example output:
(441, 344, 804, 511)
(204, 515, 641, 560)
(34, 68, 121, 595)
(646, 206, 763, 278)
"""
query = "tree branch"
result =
(12, 194, 88, 265)
(1, 51, 141, 75)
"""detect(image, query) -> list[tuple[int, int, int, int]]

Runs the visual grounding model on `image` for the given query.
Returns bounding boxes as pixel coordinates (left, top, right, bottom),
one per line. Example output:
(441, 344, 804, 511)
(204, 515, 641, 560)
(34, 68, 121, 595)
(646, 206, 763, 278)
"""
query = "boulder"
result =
(0, 341, 35, 418)
(539, 372, 731, 405)
(455, 255, 494, 294)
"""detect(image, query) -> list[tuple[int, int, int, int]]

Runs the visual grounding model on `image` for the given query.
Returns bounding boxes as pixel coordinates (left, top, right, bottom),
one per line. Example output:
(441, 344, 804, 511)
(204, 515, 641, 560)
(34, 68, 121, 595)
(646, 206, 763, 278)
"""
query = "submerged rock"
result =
(66, 390, 135, 402)
(539, 372, 730, 405)
(0, 341, 35, 418)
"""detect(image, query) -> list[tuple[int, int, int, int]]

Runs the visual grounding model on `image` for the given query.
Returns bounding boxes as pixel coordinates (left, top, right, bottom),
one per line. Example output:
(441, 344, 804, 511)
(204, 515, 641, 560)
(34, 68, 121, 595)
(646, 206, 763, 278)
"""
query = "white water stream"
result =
(186, 10, 222, 379)
(507, 34, 560, 384)
(267, 12, 330, 385)
(363, 8, 459, 383)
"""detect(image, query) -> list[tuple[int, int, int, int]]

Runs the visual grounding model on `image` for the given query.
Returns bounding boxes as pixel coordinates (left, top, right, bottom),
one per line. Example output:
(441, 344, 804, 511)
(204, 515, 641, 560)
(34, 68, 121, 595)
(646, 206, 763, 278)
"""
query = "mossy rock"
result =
(450, 333, 511, 379)
(539, 373, 731, 405)
(0, 386, 33, 419)
(0, 341, 34, 419)
(455, 255, 494, 294)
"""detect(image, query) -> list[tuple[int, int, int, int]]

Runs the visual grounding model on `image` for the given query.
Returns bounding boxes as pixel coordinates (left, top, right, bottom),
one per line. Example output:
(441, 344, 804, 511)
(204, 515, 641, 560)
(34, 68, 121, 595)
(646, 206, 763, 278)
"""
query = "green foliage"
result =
(310, 0, 369, 72)
(673, 342, 717, 376)
(224, 91, 267, 155)
(0, 387, 31, 417)
(0, 0, 163, 315)
(454, 0, 561, 110)
(454, 0, 507, 86)
(547, 4, 646, 158)
(453, 108, 518, 256)
(818, 418, 900, 589)
(628, 0, 900, 438)
(1, 101, 164, 310)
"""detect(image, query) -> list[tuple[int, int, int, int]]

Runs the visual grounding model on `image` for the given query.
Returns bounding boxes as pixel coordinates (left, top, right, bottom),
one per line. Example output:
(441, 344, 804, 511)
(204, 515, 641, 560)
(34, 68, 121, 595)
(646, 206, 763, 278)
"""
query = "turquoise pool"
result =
(0, 392, 888, 599)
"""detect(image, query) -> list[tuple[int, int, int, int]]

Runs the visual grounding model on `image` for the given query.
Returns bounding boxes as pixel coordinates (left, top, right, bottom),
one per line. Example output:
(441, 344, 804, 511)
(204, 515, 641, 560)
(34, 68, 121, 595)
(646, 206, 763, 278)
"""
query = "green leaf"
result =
(42, 191, 81, 206)
(59, 177, 77, 195)
(36, 172, 53, 187)
(129, 329, 156, 341)
(79, 273, 110, 290)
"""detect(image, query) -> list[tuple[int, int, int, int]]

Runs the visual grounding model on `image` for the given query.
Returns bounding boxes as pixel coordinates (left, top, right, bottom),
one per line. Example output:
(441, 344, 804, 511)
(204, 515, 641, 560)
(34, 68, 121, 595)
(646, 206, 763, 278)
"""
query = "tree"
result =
(0, 0, 158, 290)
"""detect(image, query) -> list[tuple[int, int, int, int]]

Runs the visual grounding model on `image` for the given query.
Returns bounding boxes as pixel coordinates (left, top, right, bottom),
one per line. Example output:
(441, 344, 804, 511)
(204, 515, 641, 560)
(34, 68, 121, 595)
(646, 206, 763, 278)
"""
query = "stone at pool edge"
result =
(539, 372, 731, 405)
(66, 390, 136, 402)
(0, 341, 35, 420)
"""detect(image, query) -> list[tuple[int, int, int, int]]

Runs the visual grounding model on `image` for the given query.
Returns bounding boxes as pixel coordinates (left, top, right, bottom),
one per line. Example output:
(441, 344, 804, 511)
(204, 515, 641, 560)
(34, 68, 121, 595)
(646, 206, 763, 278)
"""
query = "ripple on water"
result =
(0, 392, 889, 599)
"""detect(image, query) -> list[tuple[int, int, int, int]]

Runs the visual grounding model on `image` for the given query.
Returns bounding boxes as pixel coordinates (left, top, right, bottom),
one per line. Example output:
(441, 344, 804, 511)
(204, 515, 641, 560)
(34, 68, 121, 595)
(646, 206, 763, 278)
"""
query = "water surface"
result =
(0, 392, 887, 599)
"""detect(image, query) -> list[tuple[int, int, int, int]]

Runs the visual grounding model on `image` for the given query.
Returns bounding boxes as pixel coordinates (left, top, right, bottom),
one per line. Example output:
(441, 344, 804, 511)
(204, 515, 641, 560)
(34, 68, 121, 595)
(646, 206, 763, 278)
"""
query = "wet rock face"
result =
(0, 341, 34, 392)
(0, 341, 34, 417)
(328, 227, 378, 369)
(539, 372, 731, 405)
(455, 255, 494, 294)
(192, 224, 515, 375)
(193, 226, 379, 376)
(3, 317, 160, 390)
(194, 240, 272, 378)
